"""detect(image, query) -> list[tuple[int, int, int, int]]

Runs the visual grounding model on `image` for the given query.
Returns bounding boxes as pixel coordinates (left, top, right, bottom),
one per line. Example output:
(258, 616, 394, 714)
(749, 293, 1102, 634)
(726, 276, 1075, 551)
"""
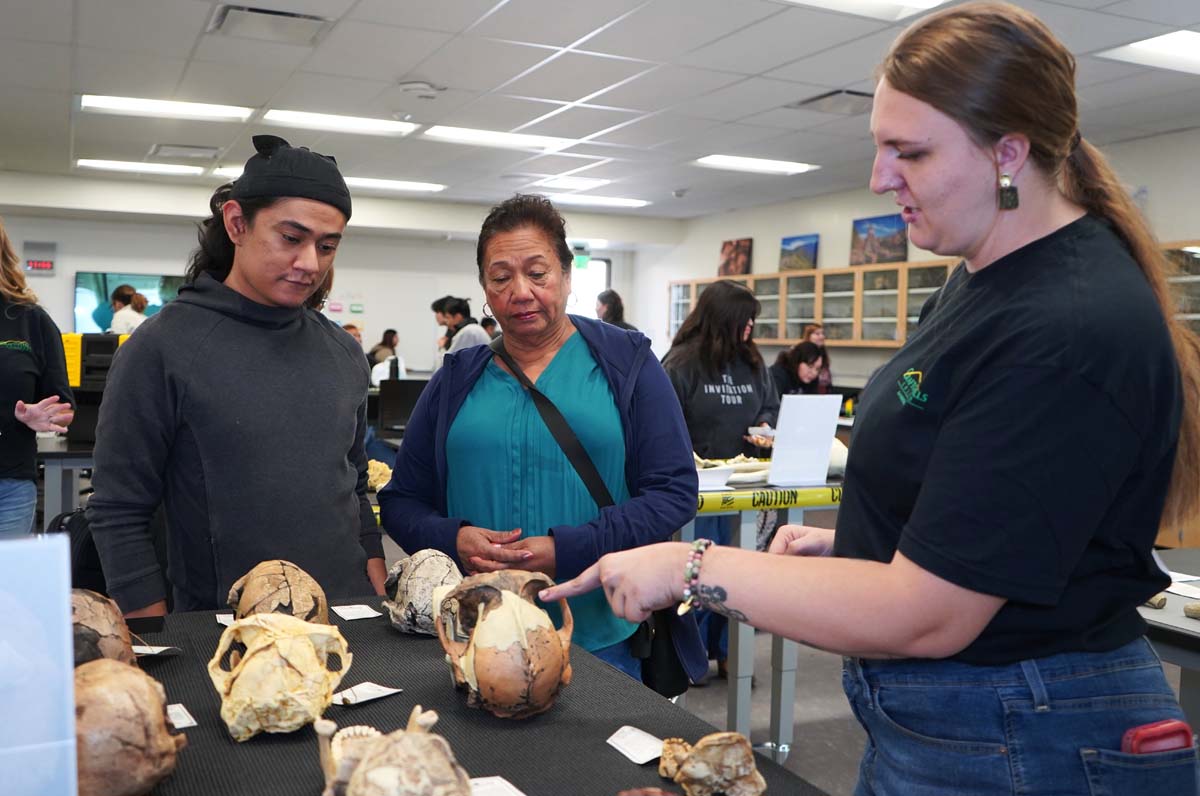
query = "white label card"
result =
(132, 644, 181, 657)
(470, 777, 527, 796)
(1171, 571, 1200, 583)
(167, 703, 197, 729)
(606, 725, 664, 765)
(215, 613, 234, 626)
(332, 604, 383, 620)
(1168, 583, 1200, 600)
(331, 681, 402, 706)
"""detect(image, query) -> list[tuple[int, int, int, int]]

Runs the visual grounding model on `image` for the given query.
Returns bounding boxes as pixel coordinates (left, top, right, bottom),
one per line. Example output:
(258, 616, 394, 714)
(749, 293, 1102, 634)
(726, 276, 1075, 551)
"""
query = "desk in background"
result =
(36, 436, 95, 530)
(135, 603, 828, 795)
(1141, 547, 1200, 726)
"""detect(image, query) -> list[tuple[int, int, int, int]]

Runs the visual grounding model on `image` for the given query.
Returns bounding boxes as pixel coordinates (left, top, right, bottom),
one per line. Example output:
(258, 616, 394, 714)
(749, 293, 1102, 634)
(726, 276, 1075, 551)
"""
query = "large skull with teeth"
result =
(207, 612, 351, 742)
(671, 732, 765, 796)
(434, 570, 573, 719)
(75, 658, 187, 796)
(72, 588, 136, 667)
(228, 559, 329, 624)
(382, 550, 463, 636)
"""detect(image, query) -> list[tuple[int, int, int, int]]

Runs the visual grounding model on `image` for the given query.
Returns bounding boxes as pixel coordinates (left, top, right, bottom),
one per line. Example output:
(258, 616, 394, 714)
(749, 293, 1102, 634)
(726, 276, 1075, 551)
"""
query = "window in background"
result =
(74, 272, 186, 332)
(571, 257, 610, 319)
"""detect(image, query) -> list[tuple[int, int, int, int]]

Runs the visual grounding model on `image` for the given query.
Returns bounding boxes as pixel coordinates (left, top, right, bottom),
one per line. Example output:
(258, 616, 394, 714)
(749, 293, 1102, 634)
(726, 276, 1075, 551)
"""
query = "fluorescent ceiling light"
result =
(344, 177, 445, 193)
(547, 193, 649, 209)
(80, 94, 253, 122)
(777, 0, 947, 21)
(1096, 31, 1200, 76)
(696, 154, 820, 176)
(263, 109, 418, 136)
(535, 175, 611, 191)
(424, 125, 574, 153)
(77, 159, 205, 176)
(214, 166, 244, 179)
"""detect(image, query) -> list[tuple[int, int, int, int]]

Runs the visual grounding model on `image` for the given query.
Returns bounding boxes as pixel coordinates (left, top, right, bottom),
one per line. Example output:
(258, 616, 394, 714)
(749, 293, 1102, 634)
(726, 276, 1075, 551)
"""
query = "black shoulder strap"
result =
(489, 336, 615, 509)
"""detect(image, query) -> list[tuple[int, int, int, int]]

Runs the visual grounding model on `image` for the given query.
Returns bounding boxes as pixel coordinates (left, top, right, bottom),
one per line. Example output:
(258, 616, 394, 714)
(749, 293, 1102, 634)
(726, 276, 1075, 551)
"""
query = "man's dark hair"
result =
(480, 317, 497, 331)
(185, 183, 280, 287)
(430, 295, 453, 313)
(443, 297, 471, 319)
(475, 194, 573, 283)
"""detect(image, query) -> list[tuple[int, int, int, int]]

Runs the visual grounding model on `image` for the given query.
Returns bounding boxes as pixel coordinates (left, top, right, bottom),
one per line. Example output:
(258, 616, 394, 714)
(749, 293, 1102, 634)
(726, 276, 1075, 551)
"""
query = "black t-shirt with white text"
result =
(834, 215, 1180, 665)
(664, 355, 779, 460)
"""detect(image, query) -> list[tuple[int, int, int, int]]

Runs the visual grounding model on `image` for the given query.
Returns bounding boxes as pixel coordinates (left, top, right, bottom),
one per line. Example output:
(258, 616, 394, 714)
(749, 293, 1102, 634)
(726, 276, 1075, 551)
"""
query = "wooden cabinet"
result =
(668, 258, 956, 346)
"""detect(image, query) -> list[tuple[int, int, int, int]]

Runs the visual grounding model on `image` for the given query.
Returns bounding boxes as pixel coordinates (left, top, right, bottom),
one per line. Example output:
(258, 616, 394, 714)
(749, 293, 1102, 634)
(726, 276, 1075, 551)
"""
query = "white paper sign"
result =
(332, 604, 383, 620)
(215, 613, 234, 626)
(331, 681, 403, 706)
(1167, 583, 1200, 600)
(132, 644, 180, 657)
(167, 703, 197, 729)
(767, 394, 843, 486)
(470, 776, 528, 796)
(1171, 571, 1200, 583)
(606, 725, 664, 765)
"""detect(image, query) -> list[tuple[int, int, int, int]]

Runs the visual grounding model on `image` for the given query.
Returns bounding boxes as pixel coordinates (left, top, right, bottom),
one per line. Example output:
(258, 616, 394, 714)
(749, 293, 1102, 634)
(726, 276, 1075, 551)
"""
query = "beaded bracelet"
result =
(676, 538, 714, 616)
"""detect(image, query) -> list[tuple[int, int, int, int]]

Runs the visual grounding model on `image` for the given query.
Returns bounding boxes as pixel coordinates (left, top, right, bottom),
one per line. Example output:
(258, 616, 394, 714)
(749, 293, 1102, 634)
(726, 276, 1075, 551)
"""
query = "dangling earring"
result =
(482, 302, 494, 319)
(998, 173, 1019, 210)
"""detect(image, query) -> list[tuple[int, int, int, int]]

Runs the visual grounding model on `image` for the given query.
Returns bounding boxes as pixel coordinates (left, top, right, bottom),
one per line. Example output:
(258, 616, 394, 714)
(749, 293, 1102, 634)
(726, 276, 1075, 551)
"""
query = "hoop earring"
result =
(998, 173, 1019, 210)
(482, 302, 494, 319)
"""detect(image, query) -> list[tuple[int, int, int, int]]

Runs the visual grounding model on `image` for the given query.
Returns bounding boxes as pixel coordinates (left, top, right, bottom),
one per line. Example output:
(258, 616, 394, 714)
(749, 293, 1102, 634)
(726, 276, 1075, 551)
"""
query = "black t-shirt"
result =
(0, 299, 73, 480)
(834, 215, 1179, 665)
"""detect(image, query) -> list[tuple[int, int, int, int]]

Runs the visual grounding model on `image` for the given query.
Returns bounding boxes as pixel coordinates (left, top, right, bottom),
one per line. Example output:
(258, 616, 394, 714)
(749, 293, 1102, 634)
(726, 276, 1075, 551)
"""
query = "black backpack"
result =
(43, 508, 107, 594)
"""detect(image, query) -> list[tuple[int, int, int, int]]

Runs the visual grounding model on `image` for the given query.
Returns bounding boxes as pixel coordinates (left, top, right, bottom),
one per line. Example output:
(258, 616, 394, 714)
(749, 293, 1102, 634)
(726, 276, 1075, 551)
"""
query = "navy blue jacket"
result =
(379, 315, 699, 581)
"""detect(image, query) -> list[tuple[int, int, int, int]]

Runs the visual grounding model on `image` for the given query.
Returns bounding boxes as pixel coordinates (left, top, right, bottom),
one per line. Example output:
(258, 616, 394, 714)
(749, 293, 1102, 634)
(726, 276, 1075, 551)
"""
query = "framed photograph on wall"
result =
(718, 238, 753, 276)
(779, 234, 819, 270)
(849, 213, 907, 265)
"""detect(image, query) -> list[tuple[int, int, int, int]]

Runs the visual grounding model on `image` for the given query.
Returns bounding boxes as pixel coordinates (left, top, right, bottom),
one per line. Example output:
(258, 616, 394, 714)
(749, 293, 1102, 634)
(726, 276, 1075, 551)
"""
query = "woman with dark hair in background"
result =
(0, 214, 74, 538)
(800, 323, 832, 393)
(661, 279, 778, 677)
(108, 284, 148, 334)
(369, 328, 398, 365)
(596, 288, 635, 331)
(770, 341, 824, 396)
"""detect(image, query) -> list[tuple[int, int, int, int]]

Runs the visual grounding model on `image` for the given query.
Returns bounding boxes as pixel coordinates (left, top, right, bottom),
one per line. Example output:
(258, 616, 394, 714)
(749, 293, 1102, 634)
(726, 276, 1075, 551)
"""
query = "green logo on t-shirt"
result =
(896, 368, 928, 410)
(0, 339, 32, 354)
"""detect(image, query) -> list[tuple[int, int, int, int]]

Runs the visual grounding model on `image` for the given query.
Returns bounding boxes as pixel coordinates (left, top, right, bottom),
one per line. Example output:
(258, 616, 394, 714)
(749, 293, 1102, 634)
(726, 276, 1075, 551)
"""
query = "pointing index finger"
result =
(539, 562, 601, 603)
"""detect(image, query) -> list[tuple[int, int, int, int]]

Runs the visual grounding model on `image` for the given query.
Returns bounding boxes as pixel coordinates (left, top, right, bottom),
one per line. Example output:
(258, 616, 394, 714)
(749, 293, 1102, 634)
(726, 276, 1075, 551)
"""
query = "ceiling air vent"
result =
(785, 89, 874, 116)
(208, 5, 331, 46)
(149, 144, 221, 160)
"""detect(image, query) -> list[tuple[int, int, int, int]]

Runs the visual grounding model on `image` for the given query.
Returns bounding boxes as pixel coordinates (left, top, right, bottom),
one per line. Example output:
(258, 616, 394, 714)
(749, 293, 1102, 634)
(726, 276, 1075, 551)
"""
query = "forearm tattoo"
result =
(696, 583, 748, 622)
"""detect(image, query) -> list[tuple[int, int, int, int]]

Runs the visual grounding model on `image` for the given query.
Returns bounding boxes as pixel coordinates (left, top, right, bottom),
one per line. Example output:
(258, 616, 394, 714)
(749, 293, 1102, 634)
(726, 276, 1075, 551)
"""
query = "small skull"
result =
(435, 570, 573, 719)
(659, 738, 692, 779)
(72, 589, 136, 667)
(383, 550, 463, 636)
(672, 732, 765, 796)
(207, 613, 351, 742)
(75, 658, 187, 796)
(228, 559, 329, 624)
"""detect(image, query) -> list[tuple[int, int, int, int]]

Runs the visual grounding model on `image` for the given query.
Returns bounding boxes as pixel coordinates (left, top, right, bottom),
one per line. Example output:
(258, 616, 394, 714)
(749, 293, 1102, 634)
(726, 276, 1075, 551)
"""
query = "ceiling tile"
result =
(805, 113, 873, 140)
(73, 48, 189, 98)
(176, 61, 293, 107)
(558, 141, 679, 163)
(741, 106, 846, 131)
(1007, 0, 1171, 53)
(500, 52, 653, 102)
(553, 157, 672, 180)
(679, 7, 888, 76)
(659, 122, 790, 156)
(304, 21, 451, 81)
(1078, 70, 1200, 110)
(73, 114, 246, 149)
(1074, 55, 1146, 88)
(0, 85, 70, 138)
(519, 105, 641, 137)
(439, 94, 567, 130)
(219, 0, 357, 18)
(582, 0, 782, 61)
(766, 28, 899, 88)
(348, 0, 500, 33)
(77, 0, 211, 59)
(511, 153, 612, 174)
(668, 77, 827, 123)
(270, 72, 392, 115)
(730, 129, 852, 162)
(1039, 0, 1117, 7)
(402, 37, 554, 93)
(0, 0, 72, 43)
(585, 64, 743, 111)
(0, 41, 71, 92)
(589, 113, 718, 147)
(1101, 0, 1200, 26)
(467, 0, 645, 47)
(192, 34, 315, 72)
(370, 86, 480, 126)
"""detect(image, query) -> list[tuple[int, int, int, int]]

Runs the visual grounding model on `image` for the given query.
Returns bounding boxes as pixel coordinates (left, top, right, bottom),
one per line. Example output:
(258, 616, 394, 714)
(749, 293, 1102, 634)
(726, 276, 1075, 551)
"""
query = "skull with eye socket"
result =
(434, 570, 573, 719)
(382, 549, 463, 636)
(228, 559, 329, 624)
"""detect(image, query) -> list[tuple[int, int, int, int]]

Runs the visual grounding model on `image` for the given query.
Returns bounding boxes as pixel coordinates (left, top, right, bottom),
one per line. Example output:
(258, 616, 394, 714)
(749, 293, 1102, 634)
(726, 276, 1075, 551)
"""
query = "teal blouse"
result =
(446, 332, 636, 652)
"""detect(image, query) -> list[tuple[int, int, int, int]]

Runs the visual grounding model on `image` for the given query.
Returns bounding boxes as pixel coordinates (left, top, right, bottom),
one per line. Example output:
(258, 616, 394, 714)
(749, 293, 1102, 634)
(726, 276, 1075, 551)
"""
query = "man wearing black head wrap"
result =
(89, 136, 388, 616)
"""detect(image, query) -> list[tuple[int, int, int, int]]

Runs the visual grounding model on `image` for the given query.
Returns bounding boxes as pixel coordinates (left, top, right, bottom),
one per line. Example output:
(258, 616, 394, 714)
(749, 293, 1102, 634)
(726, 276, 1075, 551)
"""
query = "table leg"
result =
(1179, 667, 1200, 728)
(42, 461, 77, 530)
(766, 507, 796, 763)
(727, 510, 756, 735)
(680, 518, 695, 544)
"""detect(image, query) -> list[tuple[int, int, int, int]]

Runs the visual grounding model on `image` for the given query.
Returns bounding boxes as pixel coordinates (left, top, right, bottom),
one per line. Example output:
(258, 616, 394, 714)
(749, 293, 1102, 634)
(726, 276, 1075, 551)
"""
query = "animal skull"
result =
(75, 658, 187, 796)
(72, 588, 136, 667)
(658, 738, 692, 780)
(435, 570, 573, 719)
(207, 612, 351, 742)
(228, 559, 329, 624)
(382, 550, 463, 636)
(671, 732, 765, 796)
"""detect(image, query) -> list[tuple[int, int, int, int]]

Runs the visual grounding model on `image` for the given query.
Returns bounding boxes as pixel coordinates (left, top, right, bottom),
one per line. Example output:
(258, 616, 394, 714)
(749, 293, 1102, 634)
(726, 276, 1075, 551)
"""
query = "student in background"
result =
(341, 322, 362, 346)
(770, 341, 824, 396)
(801, 323, 832, 393)
(480, 317, 499, 338)
(596, 289, 636, 331)
(108, 285, 148, 334)
(368, 328, 398, 365)
(442, 296, 491, 355)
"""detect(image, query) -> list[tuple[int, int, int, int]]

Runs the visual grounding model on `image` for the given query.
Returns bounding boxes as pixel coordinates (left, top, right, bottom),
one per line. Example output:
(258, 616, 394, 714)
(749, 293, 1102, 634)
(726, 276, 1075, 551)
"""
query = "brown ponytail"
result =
(130, 292, 148, 313)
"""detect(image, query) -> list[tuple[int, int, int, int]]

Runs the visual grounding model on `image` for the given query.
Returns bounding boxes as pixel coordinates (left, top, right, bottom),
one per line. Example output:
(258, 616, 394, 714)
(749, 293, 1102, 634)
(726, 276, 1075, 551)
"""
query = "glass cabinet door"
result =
(861, 269, 899, 340)
(784, 274, 816, 339)
(1167, 247, 1200, 335)
(904, 264, 950, 336)
(753, 277, 780, 339)
(820, 272, 856, 340)
(669, 283, 691, 338)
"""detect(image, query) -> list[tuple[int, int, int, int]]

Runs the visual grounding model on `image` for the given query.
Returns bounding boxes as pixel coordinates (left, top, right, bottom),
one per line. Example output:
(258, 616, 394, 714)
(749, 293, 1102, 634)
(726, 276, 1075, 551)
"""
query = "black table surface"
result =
(137, 601, 829, 796)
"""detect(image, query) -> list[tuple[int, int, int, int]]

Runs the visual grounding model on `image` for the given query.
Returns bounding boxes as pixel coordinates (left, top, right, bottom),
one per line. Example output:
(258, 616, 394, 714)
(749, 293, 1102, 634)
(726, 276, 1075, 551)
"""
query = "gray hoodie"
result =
(88, 272, 380, 612)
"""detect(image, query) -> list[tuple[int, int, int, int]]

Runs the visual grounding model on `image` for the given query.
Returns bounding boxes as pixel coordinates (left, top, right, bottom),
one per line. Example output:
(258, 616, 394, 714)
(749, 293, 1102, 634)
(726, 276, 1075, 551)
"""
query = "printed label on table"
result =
(470, 776, 527, 796)
(167, 703, 197, 729)
(216, 613, 234, 626)
(331, 681, 402, 706)
(132, 644, 181, 657)
(332, 604, 383, 620)
(607, 725, 664, 765)
(1167, 583, 1200, 600)
(1171, 571, 1200, 583)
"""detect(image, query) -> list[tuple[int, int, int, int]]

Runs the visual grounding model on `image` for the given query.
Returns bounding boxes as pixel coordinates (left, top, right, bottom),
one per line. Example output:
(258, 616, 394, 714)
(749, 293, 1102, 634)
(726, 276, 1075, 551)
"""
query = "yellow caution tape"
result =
(697, 486, 842, 514)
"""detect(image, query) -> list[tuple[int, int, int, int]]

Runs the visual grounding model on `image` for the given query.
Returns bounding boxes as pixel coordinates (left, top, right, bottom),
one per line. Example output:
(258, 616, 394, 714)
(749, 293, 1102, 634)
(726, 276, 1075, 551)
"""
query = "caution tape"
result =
(697, 486, 842, 514)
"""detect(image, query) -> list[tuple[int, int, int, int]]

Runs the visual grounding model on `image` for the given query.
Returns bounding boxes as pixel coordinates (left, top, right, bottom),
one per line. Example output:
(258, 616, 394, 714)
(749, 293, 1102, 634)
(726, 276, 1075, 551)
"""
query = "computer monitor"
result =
(378, 379, 429, 433)
(74, 271, 186, 333)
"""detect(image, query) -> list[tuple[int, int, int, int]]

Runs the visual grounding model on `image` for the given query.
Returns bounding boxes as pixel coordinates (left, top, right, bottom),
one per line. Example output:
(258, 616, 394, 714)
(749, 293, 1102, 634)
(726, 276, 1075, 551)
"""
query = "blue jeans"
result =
(0, 478, 36, 539)
(843, 638, 1199, 795)
(695, 515, 732, 661)
(592, 636, 642, 681)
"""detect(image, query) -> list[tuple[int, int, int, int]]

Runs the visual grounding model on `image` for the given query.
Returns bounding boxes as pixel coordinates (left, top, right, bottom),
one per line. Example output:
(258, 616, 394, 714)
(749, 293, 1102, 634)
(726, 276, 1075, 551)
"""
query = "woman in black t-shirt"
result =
(546, 4, 1200, 792)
